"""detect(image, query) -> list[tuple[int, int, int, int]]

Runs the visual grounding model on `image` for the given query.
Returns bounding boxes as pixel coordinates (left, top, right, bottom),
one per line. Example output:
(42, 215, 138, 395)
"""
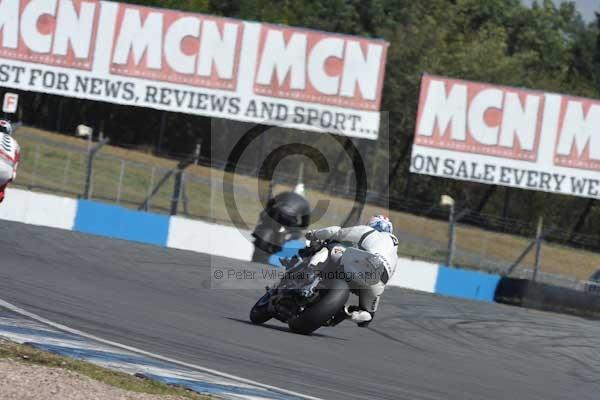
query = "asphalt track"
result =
(1, 220, 600, 400)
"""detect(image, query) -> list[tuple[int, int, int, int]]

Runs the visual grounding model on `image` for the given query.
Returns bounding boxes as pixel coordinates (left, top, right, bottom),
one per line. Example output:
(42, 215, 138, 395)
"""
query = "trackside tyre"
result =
(288, 279, 349, 335)
(250, 293, 272, 324)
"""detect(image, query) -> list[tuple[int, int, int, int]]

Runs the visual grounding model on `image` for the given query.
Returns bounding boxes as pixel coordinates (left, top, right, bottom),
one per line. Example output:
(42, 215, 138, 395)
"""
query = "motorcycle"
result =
(249, 240, 350, 335)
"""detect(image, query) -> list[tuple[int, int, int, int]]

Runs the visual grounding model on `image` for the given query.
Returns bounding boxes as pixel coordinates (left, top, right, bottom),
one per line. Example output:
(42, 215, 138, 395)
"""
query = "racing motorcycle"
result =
(249, 239, 386, 335)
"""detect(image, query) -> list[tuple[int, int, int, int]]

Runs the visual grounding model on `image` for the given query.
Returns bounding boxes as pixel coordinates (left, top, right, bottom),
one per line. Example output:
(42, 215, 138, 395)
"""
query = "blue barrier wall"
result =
(3, 191, 503, 304)
(74, 200, 170, 246)
(434, 266, 501, 302)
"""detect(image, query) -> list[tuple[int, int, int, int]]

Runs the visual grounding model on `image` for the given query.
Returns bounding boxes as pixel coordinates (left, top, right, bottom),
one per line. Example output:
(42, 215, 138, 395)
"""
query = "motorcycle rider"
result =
(252, 191, 311, 263)
(0, 120, 20, 203)
(305, 215, 398, 327)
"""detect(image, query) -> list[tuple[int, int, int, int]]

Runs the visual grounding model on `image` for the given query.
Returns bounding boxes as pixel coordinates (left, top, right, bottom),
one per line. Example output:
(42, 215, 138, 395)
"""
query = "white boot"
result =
(344, 306, 372, 324)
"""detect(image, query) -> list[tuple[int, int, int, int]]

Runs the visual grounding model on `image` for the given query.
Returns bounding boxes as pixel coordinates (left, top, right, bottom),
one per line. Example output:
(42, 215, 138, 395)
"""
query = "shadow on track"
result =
(225, 318, 349, 341)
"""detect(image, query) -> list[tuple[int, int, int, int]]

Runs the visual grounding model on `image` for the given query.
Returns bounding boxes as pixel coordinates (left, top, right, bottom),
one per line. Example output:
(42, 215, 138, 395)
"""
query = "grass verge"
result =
(0, 339, 210, 399)
(10, 126, 600, 281)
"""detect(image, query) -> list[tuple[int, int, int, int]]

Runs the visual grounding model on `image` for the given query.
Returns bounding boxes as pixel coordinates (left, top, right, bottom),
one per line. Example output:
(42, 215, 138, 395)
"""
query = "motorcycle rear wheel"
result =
(250, 292, 273, 324)
(288, 278, 349, 335)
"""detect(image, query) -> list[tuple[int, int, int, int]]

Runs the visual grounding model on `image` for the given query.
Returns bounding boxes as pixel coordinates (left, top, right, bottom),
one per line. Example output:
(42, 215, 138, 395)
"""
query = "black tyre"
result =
(288, 279, 349, 335)
(250, 293, 272, 324)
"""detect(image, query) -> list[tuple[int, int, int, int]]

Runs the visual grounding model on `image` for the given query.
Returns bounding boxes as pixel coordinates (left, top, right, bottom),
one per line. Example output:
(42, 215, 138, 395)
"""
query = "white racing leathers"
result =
(0, 133, 19, 186)
(311, 225, 399, 314)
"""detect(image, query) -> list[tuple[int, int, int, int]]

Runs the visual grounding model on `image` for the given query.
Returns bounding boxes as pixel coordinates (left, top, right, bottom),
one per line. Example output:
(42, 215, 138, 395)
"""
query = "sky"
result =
(523, 0, 600, 22)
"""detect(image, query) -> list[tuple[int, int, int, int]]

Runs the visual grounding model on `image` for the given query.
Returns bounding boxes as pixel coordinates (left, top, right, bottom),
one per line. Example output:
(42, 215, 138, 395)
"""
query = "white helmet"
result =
(0, 120, 13, 136)
(367, 214, 393, 234)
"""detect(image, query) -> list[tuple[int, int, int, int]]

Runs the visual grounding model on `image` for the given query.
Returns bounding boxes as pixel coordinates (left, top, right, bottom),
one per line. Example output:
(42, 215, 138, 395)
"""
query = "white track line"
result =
(0, 298, 322, 400)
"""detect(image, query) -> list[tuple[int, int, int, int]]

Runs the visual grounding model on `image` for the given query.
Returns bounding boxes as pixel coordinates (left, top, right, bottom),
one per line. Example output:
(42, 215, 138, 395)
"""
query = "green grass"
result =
(10, 126, 600, 282)
(0, 339, 210, 399)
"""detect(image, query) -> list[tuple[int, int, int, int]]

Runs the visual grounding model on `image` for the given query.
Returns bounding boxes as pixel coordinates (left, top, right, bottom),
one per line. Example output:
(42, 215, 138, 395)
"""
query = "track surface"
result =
(1, 220, 600, 400)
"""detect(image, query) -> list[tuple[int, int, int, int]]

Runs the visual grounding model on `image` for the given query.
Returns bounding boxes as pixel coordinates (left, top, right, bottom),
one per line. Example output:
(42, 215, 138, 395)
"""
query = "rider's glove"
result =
(305, 230, 316, 241)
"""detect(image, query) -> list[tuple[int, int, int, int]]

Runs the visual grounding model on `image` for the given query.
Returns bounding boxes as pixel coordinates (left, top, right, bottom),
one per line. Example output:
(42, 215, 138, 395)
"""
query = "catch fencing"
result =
(11, 128, 600, 286)
(13, 129, 358, 228)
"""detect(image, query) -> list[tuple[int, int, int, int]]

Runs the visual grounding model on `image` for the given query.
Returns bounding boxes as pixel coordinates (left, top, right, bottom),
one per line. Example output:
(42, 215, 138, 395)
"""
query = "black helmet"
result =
(0, 120, 12, 136)
(266, 192, 311, 228)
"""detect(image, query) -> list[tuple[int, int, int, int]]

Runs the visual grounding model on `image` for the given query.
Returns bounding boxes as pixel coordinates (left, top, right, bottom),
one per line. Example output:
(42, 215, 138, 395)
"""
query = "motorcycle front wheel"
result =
(288, 278, 349, 335)
(250, 292, 273, 324)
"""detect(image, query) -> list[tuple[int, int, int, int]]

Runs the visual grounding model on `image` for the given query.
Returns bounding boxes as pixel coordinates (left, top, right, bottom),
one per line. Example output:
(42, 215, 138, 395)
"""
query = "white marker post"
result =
(2, 93, 19, 115)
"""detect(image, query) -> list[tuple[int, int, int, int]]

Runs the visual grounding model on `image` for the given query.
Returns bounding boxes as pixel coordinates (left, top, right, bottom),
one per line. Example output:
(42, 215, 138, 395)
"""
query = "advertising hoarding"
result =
(411, 74, 600, 199)
(0, 0, 388, 138)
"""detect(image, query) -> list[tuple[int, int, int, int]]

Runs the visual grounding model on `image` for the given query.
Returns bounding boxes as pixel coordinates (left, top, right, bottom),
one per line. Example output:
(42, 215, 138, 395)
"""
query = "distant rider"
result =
(305, 215, 398, 327)
(0, 120, 20, 203)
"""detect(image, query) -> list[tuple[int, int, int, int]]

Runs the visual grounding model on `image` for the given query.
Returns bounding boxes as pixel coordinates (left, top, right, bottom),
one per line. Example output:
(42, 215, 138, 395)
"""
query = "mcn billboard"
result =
(411, 74, 600, 199)
(0, 0, 389, 138)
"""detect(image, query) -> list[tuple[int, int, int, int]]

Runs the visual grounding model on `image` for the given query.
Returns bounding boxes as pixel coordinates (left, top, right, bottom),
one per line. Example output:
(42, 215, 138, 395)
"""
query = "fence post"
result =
(446, 203, 456, 267)
(141, 154, 196, 213)
(147, 166, 155, 211)
(83, 138, 109, 199)
(194, 143, 201, 165)
(532, 217, 544, 282)
(345, 170, 352, 195)
(170, 169, 183, 215)
(116, 160, 125, 204)
(440, 195, 456, 267)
